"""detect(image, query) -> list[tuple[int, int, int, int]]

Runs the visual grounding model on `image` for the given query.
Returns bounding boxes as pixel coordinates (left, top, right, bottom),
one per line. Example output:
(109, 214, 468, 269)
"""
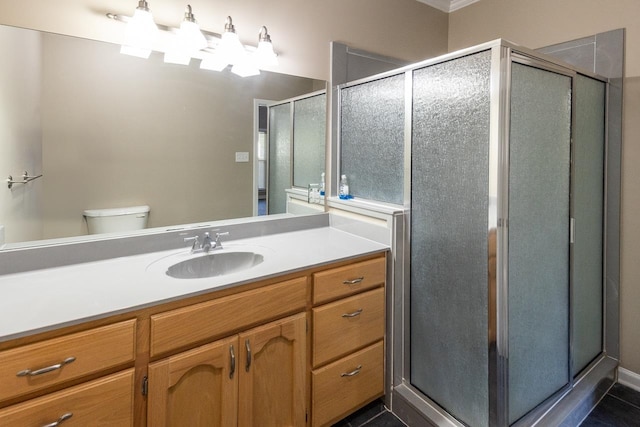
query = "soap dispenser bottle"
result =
(339, 174, 350, 199)
(320, 172, 325, 196)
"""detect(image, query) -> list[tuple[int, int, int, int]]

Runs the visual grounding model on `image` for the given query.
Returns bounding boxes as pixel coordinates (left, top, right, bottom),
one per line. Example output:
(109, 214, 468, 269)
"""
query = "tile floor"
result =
(334, 384, 640, 426)
(581, 383, 640, 426)
(332, 400, 405, 427)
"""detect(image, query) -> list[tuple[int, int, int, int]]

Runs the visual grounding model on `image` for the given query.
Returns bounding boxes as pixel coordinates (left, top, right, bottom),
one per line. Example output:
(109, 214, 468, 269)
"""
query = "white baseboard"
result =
(618, 367, 640, 392)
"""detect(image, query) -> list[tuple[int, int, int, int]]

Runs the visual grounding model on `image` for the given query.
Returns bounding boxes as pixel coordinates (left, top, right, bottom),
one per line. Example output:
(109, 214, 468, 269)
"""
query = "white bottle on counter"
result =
(339, 175, 350, 199)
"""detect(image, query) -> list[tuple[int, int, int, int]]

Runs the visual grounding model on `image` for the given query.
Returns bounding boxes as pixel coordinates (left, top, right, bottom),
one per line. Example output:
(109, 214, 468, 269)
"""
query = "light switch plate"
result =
(235, 152, 249, 162)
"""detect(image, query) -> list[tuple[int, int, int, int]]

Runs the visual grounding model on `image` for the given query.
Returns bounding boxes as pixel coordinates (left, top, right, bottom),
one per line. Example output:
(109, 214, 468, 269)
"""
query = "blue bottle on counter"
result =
(339, 175, 352, 199)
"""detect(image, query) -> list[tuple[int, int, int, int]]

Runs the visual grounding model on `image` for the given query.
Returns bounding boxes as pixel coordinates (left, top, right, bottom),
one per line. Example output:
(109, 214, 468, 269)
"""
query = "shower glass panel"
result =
(293, 93, 326, 188)
(508, 63, 571, 424)
(340, 74, 404, 205)
(268, 103, 291, 214)
(410, 50, 492, 427)
(572, 75, 606, 376)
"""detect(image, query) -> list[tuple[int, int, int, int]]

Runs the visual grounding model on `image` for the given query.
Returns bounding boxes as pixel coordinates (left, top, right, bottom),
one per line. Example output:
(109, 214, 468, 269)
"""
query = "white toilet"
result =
(83, 205, 150, 235)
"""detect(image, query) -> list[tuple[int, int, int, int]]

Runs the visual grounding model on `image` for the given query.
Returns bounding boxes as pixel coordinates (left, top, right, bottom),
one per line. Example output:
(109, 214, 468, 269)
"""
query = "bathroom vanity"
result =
(0, 223, 388, 427)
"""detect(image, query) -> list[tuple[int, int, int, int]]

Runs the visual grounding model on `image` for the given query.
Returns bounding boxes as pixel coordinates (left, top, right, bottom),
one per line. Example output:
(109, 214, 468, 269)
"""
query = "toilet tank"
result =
(83, 205, 150, 235)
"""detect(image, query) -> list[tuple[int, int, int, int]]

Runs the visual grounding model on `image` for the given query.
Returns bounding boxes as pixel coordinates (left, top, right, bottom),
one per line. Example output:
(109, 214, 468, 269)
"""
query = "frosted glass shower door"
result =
(268, 103, 292, 214)
(572, 75, 606, 376)
(507, 63, 572, 424)
(293, 93, 326, 188)
(410, 51, 492, 427)
(340, 74, 405, 204)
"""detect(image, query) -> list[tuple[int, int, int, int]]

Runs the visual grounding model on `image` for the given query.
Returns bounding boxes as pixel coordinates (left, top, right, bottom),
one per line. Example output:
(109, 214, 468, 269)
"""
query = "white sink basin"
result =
(165, 251, 264, 279)
(146, 243, 273, 280)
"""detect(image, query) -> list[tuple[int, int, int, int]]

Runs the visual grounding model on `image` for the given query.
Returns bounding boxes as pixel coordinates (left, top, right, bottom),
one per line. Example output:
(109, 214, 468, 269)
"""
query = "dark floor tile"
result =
(581, 395, 640, 427)
(332, 400, 386, 427)
(363, 411, 407, 427)
(609, 384, 640, 408)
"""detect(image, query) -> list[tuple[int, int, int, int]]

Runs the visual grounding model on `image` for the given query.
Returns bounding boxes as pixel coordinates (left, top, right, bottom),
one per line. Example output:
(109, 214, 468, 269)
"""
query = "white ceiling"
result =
(416, 0, 480, 13)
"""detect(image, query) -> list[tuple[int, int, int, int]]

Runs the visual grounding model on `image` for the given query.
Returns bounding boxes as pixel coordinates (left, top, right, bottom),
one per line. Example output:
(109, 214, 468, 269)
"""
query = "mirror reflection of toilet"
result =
(83, 205, 150, 235)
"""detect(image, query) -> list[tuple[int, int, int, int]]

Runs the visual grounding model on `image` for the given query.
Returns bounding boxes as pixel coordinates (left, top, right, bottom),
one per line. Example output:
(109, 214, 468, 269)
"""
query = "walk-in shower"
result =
(334, 38, 619, 426)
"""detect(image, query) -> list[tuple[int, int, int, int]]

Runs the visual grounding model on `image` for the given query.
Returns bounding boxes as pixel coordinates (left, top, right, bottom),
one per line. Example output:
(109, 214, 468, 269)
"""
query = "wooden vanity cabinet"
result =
(147, 336, 238, 427)
(310, 256, 386, 427)
(0, 369, 135, 426)
(0, 251, 386, 427)
(147, 314, 306, 427)
(0, 320, 137, 426)
(238, 314, 306, 427)
(147, 276, 307, 427)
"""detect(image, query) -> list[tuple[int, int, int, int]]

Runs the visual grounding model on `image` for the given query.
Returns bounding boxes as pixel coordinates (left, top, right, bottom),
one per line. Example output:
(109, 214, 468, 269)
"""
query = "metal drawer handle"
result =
(343, 277, 364, 285)
(41, 412, 73, 427)
(342, 309, 363, 318)
(245, 339, 252, 372)
(17, 357, 76, 377)
(229, 345, 236, 379)
(341, 365, 362, 377)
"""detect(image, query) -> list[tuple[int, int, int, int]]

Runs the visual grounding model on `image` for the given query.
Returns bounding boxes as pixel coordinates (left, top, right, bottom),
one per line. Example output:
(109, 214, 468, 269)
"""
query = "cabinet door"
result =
(147, 336, 238, 427)
(238, 313, 306, 427)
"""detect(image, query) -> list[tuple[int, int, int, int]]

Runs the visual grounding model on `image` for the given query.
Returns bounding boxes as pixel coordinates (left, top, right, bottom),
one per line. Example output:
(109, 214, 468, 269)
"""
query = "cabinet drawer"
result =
(150, 277, 307, 357)
(313, 257, 385, 305)
(312, 341, 384, 427)
(312, 287, 384, 367)
(0, 369, 134, 426)
(0, 320, 136, 403)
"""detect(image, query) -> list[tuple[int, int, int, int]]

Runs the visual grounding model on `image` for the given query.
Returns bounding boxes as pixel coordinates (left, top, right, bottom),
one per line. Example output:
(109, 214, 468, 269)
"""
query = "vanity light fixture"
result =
(254, 27, 278, 68)
(231, 55, 261, 77)
(109, 4, 279, 77)
(199, 52, 229, 71)
(216, 17, 247, 67)
(120, 0, 158, 59)
(164, 5, 207, 65)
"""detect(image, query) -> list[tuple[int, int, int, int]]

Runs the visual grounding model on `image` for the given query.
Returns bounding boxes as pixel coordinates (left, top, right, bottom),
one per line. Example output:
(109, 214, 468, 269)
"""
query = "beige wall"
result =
(39, 32, 316, 239)
(0, 25, 43, 244)
(449, 0, 640, 375)
(0, 0, 449, 81)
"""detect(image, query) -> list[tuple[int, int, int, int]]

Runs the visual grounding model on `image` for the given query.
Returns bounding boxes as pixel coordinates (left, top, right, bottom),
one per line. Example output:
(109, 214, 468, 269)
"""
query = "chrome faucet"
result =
(201, 232, 215, 252)
(184, 231, 229, 253)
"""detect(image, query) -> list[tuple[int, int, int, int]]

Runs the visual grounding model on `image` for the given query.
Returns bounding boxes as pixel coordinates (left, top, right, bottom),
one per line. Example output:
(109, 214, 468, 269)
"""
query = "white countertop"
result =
(0, 227, 388, 342)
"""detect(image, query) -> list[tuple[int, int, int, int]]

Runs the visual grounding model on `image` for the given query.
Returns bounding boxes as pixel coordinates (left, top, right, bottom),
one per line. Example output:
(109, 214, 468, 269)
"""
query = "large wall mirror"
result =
(0, 23, 326, 249)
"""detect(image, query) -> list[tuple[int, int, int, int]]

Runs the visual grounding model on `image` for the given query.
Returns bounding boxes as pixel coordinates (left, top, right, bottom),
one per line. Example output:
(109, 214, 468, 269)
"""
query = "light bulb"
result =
(216, 16, 246, 66)
(255, 40, 278, 68)
(231, 53, 260, 77)
(120, 2, 158, 58)
(254, 26, 278, 68)
(164, 5, 207, 65)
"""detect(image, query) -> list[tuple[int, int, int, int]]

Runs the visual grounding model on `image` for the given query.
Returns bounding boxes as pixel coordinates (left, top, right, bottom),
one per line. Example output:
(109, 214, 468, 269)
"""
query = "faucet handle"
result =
(215, 232, 229, 248)
(184, 235, 200, 251)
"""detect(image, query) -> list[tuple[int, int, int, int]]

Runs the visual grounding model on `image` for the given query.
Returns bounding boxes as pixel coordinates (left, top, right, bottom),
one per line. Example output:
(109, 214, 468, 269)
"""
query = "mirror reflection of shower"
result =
(266, 91, 326, 216)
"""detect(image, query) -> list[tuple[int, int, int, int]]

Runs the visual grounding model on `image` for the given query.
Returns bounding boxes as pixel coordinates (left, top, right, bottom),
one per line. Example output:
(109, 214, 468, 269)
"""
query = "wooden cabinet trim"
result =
(238, 313, 307, 427)
(311, 341, 384, 427)
(312, 287, 385, 367)
(0, 319, 136, 404)
(313, 256, 386, 305)
(148, 336, 238, 427)
(0, 369, 135, 426)
(150, 277, 308, 358)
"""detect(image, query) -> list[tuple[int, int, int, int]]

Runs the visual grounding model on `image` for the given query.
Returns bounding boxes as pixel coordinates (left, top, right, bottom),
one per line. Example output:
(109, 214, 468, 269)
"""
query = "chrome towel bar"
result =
(7, 170, 43, 189)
